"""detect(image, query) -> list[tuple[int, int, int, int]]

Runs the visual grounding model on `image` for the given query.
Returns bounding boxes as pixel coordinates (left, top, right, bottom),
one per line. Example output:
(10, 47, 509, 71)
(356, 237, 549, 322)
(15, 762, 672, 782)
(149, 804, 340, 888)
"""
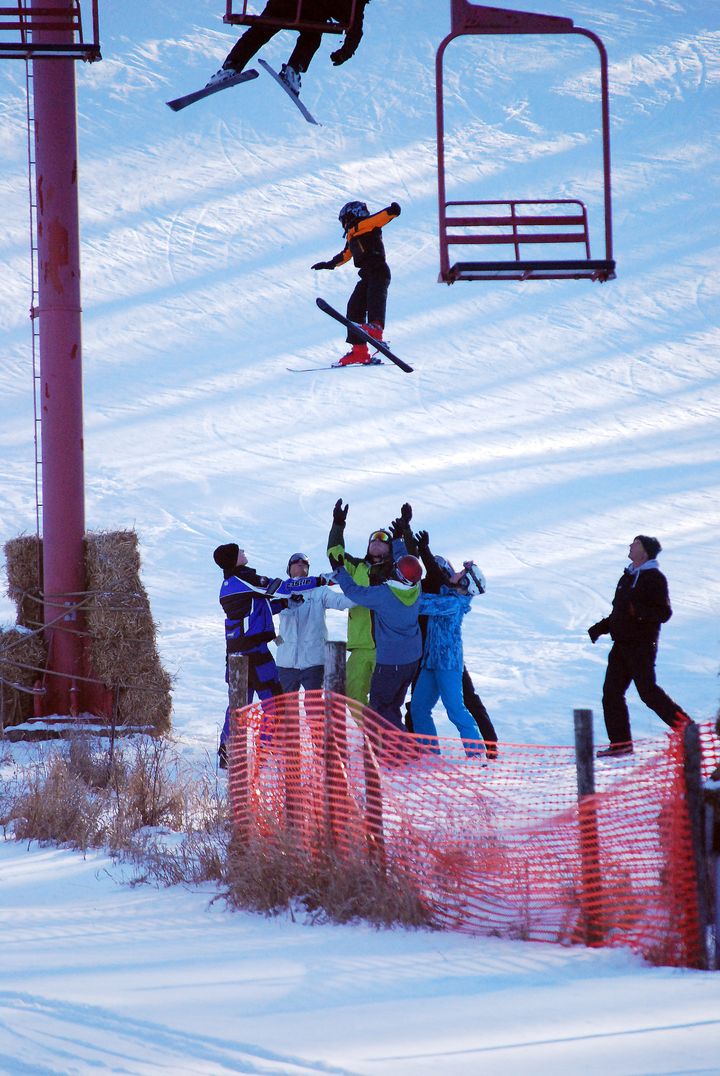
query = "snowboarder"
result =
(205, 0, 369, 97)
(588, 535, 692, 758)
(312, 199, 401, 365)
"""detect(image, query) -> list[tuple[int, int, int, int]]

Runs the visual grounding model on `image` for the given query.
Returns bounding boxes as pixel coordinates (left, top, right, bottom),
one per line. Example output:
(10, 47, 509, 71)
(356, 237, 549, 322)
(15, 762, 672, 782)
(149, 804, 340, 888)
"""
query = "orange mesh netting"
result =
(228, 691, 718, 967)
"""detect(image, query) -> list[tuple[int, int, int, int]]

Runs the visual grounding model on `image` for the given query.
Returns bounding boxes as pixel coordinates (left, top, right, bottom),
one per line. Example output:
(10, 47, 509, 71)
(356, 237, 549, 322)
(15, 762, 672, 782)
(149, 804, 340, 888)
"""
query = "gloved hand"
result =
(389, 201, 401, 217)
(415, 529, 429, 553)
(290, 594, 304, 605)
(389, 518, 404, 540)
(328, 552, 345, 571)
(312, 261, 331, 270)
(316, 575, 329, 586)
(330, 44, 354, 65)
(333, 499, 349, 525)
(588, 623, 603, 644)
(400, 502, 412, 523)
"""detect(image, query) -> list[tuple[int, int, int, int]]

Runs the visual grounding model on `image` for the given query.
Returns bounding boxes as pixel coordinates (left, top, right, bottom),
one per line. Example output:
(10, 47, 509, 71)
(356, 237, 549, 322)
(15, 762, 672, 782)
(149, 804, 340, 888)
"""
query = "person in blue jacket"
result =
(213, 542, 325, 767)
(411, 564, 485, 758)
(330, 552, 424, 729)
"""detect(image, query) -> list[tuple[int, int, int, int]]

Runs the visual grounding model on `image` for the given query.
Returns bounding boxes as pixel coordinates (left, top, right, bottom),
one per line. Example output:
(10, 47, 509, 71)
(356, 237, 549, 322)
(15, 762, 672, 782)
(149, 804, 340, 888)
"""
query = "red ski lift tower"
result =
(224, 0, 358, 35)
(436, 0, 615, 283)
(2, 1, 105, 717)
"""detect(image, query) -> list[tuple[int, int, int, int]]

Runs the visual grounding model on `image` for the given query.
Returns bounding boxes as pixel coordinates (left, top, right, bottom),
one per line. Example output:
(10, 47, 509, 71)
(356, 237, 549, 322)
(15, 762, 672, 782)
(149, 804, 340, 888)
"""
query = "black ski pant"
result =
(346, 263, 391, 343)
(224, 0, 331, 73)
(602, 640, 685, 745)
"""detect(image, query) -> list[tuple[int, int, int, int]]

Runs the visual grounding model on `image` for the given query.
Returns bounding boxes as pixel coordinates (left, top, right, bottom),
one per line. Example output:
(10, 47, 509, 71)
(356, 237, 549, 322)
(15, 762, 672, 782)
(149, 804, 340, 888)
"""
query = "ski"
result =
(166, 68, 259, 112)
(257, 59, 320, 126)
(288, 358, 385, 373)
(316, 298, 414, 374)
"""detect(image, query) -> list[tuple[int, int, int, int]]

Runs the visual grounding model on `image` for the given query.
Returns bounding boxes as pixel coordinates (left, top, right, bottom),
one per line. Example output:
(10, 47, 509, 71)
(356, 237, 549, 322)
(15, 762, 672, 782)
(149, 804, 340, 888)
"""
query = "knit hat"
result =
(636, 535, 661, 559)
(213, 543, 239, 575)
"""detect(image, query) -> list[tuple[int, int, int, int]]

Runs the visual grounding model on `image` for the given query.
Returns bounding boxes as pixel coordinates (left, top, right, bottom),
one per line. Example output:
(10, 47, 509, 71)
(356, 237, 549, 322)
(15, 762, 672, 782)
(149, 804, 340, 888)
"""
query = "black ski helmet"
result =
(339, 200, 369, 231)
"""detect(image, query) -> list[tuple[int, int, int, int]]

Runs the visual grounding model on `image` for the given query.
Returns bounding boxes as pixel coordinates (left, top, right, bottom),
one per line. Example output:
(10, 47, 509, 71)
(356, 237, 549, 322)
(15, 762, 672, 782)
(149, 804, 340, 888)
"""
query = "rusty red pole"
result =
(33, 0, 87, 715)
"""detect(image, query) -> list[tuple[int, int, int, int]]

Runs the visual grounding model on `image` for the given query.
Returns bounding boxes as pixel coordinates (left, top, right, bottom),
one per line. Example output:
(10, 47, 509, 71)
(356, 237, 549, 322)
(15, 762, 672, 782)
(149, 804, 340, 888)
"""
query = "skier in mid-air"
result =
(312, 199, 401, 366)
(206, 0, 369, 97)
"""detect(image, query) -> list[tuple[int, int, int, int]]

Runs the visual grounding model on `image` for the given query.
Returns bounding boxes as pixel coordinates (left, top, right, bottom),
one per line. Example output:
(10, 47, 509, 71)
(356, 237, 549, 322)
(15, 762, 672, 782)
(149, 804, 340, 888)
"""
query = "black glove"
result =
(316, 575, 329, 586)
(389, 201, 401, 217)
(330, 44, 353, 66)
(588, 623, 603, 644)
(389, 518, 404, 540)
(328, 552, 344, 571)
(290, 593, 305, 605)
(312, 261, 331, 270)
(400, 502, 412, 524)
(333, 499, 349, 526)
(415, 529, 429, 553)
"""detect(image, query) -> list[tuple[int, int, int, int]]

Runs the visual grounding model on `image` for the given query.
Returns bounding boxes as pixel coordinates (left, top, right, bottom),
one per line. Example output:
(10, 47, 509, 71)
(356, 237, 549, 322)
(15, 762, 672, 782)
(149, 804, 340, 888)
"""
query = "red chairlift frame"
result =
(0, 0, 100, 60)
(224, 0, 357, 36)
(436, 0, 615, 283)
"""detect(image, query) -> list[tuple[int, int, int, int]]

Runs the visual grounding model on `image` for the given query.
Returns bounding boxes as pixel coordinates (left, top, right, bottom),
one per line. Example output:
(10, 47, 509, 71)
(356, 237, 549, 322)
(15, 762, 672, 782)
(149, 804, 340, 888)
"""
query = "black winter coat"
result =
(593, 564, 672, 645)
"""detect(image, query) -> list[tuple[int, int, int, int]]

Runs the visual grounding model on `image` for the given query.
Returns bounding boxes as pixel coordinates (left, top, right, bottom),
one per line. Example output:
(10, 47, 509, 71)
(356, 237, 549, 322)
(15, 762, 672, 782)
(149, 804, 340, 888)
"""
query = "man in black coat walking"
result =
(588, 535, 690, 757)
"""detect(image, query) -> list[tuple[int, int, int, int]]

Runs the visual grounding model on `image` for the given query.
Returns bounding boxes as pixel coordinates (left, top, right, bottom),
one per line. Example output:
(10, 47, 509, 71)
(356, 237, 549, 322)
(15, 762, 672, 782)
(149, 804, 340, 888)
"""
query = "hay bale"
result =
(2, 530, 172, 735)
(4, 535, 43, 629)
(84, 530, 173, 735)
(0, 627, 46, 727)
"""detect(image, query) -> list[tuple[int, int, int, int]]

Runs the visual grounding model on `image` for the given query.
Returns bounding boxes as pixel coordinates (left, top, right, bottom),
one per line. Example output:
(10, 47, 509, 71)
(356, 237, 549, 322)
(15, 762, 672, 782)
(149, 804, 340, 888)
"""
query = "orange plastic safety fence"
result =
(228, 692, 717, 967)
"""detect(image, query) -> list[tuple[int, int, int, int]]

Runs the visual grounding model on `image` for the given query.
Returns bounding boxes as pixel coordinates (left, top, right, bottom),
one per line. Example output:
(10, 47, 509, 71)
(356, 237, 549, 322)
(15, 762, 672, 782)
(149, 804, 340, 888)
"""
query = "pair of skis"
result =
(289, 299, 413, 375)
(166, 59, 319, 125)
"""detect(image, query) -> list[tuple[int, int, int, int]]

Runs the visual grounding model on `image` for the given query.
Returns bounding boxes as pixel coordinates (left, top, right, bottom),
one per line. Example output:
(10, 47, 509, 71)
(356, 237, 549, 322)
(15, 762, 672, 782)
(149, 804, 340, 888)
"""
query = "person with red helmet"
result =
(329, 549, 424, 730)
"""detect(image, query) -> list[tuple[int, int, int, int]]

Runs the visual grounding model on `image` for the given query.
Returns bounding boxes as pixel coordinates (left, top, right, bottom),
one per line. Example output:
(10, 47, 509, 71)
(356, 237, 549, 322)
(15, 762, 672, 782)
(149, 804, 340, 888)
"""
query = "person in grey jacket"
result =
(276, 552, 354, 692)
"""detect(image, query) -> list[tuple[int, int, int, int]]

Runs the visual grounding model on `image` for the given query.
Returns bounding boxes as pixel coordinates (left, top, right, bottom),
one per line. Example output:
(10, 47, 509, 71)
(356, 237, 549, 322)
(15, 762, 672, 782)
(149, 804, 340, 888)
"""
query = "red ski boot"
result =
(337, 342, 371, 366)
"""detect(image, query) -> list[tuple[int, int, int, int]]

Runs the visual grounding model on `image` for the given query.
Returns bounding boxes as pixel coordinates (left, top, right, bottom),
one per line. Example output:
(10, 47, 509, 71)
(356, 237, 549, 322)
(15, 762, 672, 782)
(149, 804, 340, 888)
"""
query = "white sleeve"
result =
(322, 587, 355, 611)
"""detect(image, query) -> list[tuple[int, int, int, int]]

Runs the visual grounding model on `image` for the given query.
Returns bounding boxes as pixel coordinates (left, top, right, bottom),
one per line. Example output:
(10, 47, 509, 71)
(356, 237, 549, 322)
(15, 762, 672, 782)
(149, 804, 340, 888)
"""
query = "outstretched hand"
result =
(311, 261, 330, 271)
(330, 45, 353, 66)
(588, 624, 602, 644)
(415, 529, 430, 552)
(389, 518, 404, 540)
(328, 552, 345, 571)
(400, 502, 412, 524)
(333, 498, 349, 526)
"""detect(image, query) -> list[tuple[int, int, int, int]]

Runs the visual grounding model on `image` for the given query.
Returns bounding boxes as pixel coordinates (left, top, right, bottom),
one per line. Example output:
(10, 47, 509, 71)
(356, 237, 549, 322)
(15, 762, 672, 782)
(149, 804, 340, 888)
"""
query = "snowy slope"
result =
(1, 0, 719, 749)
(0, 2, 719, 1071)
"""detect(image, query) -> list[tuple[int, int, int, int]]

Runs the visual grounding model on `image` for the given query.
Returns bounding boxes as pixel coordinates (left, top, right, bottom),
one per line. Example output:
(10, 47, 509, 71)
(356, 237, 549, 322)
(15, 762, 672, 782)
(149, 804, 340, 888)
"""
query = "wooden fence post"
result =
(573, 709, 603, 945)
(324, 640, 346, 694)
(683, 721, 709, 969)
(227, 654, 249, 840)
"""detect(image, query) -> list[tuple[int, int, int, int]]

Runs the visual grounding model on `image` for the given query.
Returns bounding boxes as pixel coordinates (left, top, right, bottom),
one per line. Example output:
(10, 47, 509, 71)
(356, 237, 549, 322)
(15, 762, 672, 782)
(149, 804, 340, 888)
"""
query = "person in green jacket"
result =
(327, 499, 413, 703)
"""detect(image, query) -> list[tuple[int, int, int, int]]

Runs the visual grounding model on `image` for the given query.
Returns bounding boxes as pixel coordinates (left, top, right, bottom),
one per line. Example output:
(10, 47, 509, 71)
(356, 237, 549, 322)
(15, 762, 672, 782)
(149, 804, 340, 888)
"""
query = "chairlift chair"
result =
(224, 0, 358, 35)
(0, 0, 100, 60)
(436, 0, 615, 283)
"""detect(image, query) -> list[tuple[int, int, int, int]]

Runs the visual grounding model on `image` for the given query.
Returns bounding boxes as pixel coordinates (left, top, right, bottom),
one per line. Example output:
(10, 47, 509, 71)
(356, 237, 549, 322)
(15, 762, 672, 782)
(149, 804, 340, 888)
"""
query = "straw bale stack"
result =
(2, 530, 172, 733)
(0, 627, 46, 726)
(4, 535, 43, 629)
(84, 530, 172, 734)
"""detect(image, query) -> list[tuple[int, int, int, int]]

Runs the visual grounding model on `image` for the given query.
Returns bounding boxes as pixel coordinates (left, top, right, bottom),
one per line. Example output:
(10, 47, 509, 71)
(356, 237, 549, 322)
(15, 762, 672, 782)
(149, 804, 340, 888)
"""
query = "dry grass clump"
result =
(225, 825, 431, 929)
(0, 628, 46, 726)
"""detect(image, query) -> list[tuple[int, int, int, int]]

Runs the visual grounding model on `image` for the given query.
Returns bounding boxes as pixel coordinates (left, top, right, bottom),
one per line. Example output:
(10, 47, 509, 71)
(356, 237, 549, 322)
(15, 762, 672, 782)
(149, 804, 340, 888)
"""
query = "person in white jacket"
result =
(276, 553, 355, 692)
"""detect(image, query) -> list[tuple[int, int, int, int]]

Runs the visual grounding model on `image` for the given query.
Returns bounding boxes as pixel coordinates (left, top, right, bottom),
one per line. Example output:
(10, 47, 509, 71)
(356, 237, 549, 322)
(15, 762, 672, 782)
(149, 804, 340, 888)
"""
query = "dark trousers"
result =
(221, 645, 280, 745)
(346, 264, 391, 343)
(602, 641, 685, 744)
(224, 0, 329, 72)
(369, 660, 418, 730)
(277, 664, 324, 692)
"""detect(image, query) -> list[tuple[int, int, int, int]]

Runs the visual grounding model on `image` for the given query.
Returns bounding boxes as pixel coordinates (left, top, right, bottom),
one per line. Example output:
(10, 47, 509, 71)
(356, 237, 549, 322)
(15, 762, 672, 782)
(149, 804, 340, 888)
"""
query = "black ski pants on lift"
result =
(224, 0, 333, 73)
(602, 640, 685, 745)
(346, 263, 391, 343)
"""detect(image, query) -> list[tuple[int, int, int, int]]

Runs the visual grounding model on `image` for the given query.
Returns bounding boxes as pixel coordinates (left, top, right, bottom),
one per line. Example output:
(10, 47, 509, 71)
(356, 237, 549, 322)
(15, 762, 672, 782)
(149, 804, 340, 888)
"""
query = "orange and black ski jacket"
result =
(325, 203, 401, 271)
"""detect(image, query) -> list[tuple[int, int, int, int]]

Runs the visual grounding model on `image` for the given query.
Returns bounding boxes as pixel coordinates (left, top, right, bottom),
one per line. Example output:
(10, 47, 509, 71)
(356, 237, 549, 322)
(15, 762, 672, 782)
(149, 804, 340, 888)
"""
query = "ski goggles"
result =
(287, 552, 310, 573)
(368, 529, 392, 544)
